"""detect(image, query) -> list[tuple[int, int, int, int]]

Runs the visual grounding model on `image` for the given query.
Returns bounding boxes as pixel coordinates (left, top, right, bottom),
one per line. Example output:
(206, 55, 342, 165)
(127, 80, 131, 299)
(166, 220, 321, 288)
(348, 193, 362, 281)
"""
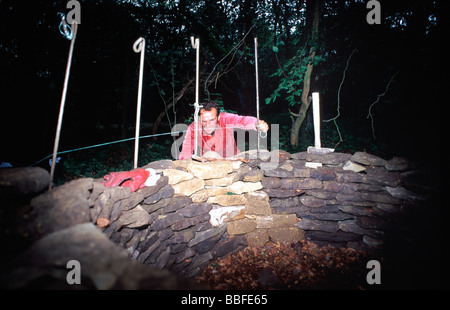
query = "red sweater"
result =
(179, 112, 258, 160)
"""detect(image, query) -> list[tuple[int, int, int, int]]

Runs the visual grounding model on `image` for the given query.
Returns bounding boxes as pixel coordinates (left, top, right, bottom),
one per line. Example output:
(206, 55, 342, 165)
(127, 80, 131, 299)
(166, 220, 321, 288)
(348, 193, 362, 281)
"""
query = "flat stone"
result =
(305, 230, 361, 243)
(0, 167, 50, 195)
(143, 184, 174, 204)
(172, 213, 210, 231)
(142, 159, 174, 172)
(310, 167, 336, 181)
(363, 167, 400, 187)
(335, 170, 364, 183)
(323, 181, 358, 194)
(245, 197, 271, 215)
(163, 169, 194, 185)
(338, 219, 383, 238)
(305, 190, 336, 200)
(384, 186, 425, 201)
(385, 157, 409, 171)
(204, 173, 239, 186)
(209, 206, 245, 226)
(177, 202, 212, 217)
(269, 196, 301, 208)
(186, 161, 234, 179)
(360, 192, 402, 204)
(118, 205, 151, 229)
(164, 196, 193, 213)
(227, 218, 257, 235)
(299, 196, 328, 207)
(263, 167, 294, 178)
(264, 188, 304, 198)
(30, 178, 93, 237)
(350, 152, 387, 166)
(268, 227, 304, 244)
(188, 225, 227, 247)
(255, 214, 297, 229)
(172, 178, 205, 196)
(228, 181, 263, 194)
(261, 177, 281, 189)
(210, 236, 247, 259)
(167, 228, 196, 244)
(343, 161, 366, 173)
(246, 229, 269, 247)
(242, 168, 264, 182)
(279, 178, 323, 190)
(207, 194, 247, 206)
(150, 213, 184, 231)
(338, 205, 374, 217)
(296, 218, 339, 233)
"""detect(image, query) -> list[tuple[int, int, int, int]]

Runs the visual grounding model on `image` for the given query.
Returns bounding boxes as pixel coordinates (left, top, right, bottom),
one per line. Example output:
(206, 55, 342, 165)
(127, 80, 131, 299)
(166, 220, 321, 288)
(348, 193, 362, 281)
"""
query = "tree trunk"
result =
(290, 0, 320, 147)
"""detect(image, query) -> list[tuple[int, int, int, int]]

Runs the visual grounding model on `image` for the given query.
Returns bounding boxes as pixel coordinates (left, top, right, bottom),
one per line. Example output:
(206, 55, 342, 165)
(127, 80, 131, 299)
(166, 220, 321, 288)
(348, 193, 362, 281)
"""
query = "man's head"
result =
(199, 100, 221, 135)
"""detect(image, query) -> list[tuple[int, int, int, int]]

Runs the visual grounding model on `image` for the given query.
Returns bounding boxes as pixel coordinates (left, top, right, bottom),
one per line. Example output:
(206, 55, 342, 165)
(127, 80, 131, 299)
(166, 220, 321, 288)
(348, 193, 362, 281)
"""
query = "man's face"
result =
(200, 108, 219, 136)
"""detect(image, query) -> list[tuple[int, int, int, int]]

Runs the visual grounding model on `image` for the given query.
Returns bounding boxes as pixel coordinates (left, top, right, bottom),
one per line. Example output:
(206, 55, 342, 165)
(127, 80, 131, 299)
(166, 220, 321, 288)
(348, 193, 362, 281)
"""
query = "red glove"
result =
(102, 168, 150, 192)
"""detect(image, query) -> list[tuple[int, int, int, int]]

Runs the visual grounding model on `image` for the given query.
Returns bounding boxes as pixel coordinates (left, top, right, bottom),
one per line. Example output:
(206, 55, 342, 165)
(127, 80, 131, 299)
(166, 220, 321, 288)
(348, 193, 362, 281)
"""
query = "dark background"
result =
(0, 0, 442, 167)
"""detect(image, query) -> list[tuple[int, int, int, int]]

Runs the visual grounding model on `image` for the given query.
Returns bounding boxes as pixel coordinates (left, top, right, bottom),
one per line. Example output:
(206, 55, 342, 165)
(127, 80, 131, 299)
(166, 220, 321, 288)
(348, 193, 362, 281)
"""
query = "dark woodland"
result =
(0, 0, 441, 180)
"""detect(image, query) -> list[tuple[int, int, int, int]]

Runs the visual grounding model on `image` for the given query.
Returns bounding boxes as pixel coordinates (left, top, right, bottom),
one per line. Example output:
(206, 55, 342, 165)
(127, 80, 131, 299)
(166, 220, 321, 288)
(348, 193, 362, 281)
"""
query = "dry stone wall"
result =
(84, 150, 423, 278)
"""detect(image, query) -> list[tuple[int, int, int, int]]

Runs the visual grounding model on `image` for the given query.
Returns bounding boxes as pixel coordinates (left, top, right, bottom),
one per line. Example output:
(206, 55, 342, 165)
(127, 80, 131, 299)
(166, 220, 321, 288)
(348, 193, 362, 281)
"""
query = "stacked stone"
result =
(263, 151, 417, 252)
(89, 159, 261, 277)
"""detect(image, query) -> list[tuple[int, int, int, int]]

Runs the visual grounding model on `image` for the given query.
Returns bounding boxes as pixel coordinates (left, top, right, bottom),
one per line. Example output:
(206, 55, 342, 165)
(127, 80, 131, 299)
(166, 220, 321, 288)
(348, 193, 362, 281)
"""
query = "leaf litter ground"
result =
(194, 240, 383, 290)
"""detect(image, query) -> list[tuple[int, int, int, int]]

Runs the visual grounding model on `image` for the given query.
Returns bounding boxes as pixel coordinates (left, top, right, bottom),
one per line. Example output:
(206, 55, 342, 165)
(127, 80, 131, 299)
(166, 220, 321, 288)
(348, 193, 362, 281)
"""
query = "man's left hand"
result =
(256, 120, 269, 132)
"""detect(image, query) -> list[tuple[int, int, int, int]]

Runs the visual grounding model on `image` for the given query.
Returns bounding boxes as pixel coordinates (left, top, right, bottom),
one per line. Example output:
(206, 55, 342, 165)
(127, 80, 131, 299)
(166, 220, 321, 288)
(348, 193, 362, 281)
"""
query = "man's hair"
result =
(200, 100, 221, 115)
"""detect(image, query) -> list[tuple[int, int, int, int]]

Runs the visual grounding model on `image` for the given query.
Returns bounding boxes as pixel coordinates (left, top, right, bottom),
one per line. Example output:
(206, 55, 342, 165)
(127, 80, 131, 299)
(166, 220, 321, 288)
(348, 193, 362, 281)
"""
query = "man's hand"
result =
(255, 120, 269, 132)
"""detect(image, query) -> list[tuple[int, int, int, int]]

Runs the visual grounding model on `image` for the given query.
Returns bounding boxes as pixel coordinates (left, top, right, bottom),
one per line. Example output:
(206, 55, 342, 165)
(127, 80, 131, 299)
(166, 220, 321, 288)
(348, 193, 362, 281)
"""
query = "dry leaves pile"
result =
(195, 241, 381, 290)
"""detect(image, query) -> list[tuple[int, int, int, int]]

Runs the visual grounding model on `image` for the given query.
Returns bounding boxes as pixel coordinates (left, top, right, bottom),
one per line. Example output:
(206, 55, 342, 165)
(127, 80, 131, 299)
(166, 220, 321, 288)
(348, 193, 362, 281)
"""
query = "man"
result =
(179, 101, 269, 160)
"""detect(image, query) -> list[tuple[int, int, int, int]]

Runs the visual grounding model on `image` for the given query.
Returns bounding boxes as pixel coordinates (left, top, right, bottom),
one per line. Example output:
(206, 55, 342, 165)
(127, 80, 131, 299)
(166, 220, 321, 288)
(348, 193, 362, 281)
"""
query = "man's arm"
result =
(221, 113, 269, 132)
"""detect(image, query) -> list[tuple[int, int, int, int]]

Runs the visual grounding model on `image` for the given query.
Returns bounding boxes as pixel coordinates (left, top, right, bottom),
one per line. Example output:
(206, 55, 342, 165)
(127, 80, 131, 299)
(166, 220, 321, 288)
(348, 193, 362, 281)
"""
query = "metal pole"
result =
(49, 22, 78, 190)
(133, 37, 145, 169)
(254, 37, 260, 152)
(191, 36, 200, 157)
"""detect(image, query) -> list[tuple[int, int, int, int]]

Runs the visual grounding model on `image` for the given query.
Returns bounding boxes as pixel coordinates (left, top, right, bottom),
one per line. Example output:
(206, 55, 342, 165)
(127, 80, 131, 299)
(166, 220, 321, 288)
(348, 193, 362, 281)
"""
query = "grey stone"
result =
(363, 167, 400, 187)
(150, 213, 183, 231)
(385, 157, 409, 171)
(0, 167, 50, 195)
(30, 178, 93, 237)
(350, 152, 387, 166)
(279, 178, 323, 190)
(338, 219, 384, 238)
(264, 188, 304, 198)
(261, 177, 281, 189)
(118, 205, 151, 229)
(171, 213, 210, 231)
(143, 184, 175, 204)
(269, 196, 301, 208)
(178, 202, 212, 218)
(310, 167, 336, 181)
(297, 218, 339, 233)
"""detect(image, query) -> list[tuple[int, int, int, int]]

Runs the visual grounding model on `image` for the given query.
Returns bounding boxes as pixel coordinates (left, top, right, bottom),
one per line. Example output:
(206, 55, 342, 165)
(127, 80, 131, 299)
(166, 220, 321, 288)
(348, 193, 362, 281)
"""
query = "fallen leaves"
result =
(194, 240, 382, 290)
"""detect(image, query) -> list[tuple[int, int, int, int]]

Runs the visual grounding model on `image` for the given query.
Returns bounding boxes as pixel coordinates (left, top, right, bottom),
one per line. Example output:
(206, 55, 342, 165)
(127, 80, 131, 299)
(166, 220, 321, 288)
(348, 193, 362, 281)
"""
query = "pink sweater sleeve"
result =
(220, 113, 257, 130)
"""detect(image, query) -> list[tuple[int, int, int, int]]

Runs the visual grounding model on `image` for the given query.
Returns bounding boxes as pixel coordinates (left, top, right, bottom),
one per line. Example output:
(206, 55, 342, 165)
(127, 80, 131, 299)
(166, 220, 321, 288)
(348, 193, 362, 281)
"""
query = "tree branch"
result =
(367, 71, 399, 139)
(323, 47, 357, 149)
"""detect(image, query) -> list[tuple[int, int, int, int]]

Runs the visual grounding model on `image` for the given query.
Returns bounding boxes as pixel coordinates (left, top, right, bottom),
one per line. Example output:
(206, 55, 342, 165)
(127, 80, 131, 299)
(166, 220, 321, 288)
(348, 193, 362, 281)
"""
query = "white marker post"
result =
(191, 36, 201, 158)
(306, 92, 334, 163)
(133, 37, 145, 169)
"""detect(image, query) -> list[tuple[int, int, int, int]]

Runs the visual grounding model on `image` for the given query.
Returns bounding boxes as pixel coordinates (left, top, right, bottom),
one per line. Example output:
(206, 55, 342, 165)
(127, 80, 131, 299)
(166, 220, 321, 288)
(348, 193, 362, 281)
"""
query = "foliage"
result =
(0, 0, 441, 170)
